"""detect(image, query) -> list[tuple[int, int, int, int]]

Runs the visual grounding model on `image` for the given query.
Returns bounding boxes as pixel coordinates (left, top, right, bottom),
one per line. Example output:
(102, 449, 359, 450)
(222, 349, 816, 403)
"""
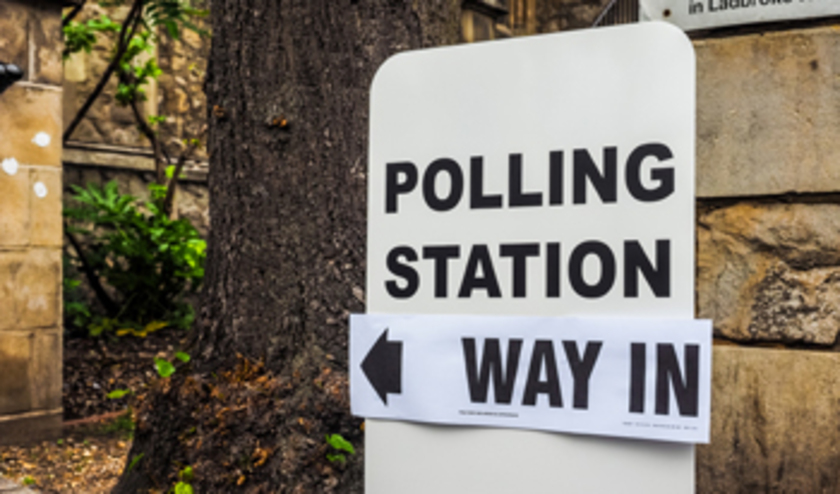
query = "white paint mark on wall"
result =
(1, 157, 19, 176)
(33, 181, 48, 198)
(32, 132, 51, 148)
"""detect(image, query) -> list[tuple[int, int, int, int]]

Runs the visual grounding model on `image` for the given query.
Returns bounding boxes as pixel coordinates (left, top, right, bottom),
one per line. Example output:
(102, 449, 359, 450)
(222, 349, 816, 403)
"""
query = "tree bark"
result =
(113, 1, 460, 492)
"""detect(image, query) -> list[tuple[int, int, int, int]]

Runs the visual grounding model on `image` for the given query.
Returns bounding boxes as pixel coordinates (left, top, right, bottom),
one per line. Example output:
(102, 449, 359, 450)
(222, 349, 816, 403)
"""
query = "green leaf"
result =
(179, 465, 194, 482)
(326, 453, 346, 465)
(107, 389, 132, 399)
(127, 453, 145, 472)
(325, 434, 355, 455)
(148, 115, 167, 126)
(175, 351, 191, 363)
(155, 357, 176, 378)
(174, 482, 194, 494)
(22, 476, 36, 486)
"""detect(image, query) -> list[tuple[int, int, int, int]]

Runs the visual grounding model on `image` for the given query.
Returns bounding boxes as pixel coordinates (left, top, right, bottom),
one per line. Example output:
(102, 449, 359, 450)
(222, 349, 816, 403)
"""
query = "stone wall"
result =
(692, 25, 840, 492)
(62, 0, 210, 156)
(155, 0, 209, 156)
(62, 2, 148, 148)
(0, 0, 65, 445)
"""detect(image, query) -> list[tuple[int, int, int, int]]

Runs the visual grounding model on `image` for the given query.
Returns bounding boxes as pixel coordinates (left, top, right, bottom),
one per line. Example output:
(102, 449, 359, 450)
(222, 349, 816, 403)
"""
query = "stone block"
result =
(29, 167, 62, 247)
(14, 248, 61, 330)
(695, 26, 840, 197)
(0, 332, 31, 415)
(29, 329, 61, 410)
(697, 202, 840, 345)
(0, 252, 25, 331)
(0, 2, 29, 72)
(30, 3, 63, 86)
(0, 409, 62, 446)
(0, 85, 63, 167)
(0, 164, 31, 247)
(697, 346, 840, 493)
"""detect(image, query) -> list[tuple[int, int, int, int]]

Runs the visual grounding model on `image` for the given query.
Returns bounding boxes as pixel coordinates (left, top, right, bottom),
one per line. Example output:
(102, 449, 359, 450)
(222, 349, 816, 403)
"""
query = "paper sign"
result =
(352, 314, 712, 444)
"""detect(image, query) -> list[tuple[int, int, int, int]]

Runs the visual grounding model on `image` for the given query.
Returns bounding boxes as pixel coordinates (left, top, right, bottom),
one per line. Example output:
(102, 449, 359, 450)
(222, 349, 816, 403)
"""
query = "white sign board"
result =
(351, 314, 712, 443)
(366, 22, 696, 494)
(642, 0, 840, 31)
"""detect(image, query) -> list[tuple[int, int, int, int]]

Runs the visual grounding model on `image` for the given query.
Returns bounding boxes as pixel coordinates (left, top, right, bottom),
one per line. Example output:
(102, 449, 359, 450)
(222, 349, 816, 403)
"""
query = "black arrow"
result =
(361, 329, 403, 405)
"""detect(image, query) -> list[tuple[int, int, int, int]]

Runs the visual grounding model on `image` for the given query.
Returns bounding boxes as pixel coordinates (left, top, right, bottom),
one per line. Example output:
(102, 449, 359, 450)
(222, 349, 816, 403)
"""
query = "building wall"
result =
(693, 25, 840, 492)
(0, 0, 65, 445)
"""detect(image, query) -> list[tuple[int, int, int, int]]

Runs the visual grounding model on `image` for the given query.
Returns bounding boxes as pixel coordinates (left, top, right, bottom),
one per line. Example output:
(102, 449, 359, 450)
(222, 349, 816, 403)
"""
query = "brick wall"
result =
(0, 0, 65, 444)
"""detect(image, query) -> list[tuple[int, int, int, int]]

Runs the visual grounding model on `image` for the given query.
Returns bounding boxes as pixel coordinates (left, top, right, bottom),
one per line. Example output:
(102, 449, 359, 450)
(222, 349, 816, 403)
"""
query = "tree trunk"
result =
(113, 1, 461, 492)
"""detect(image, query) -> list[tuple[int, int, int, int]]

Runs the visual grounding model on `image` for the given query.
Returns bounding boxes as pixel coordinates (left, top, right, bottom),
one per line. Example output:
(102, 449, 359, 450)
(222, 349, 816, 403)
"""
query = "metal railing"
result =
(592, 0, 640, 27)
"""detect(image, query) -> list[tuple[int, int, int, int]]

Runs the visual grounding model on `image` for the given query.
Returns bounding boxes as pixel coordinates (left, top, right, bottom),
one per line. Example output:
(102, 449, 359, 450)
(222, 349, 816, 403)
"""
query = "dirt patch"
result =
(63, 330, 189, 420)
(0, 330, 192, 492)
(0, 420, 133, 493)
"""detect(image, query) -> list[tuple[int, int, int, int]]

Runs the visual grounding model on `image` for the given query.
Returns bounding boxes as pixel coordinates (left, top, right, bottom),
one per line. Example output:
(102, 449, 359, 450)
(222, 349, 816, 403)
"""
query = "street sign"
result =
(365, 22, 697, 494)
(352, 314, 712, 443)
(642, 0, 840, 31)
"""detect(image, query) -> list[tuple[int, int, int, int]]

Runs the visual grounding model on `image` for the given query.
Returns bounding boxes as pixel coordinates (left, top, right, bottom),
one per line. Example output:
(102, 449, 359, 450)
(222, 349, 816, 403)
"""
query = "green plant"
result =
(169, 465, 195, 494)
(107, 388, 133, 399)
(103, 410, 136, 438)
(64, 181, 206, 336)
(155, 357, 177, 378)
(63, 255, 92, 335)
(114, 29, 162, 106)
(325, 433, 355, 465)
(154, 350, 191, 378)
(63, 15, 121, 58)
(127, 453, 145, 472)
(22, 476, 36, 486)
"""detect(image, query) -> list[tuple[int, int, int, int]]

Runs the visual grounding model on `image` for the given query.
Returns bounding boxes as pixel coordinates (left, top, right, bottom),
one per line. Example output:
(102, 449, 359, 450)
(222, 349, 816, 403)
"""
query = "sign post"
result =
(363, 22, 700, 493)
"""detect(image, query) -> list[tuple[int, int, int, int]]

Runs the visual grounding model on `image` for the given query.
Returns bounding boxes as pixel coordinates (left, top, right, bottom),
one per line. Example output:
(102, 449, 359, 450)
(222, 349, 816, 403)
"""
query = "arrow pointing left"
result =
(361, 329, 403, 405)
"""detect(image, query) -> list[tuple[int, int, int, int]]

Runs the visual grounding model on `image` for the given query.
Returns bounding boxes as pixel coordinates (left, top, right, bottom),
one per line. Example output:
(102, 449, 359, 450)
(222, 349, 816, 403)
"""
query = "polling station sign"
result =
(351, 314, 711, 443)
(641, 0, 840, 31)
(367, 24, 695, 319)
(364, 23, 697, 494)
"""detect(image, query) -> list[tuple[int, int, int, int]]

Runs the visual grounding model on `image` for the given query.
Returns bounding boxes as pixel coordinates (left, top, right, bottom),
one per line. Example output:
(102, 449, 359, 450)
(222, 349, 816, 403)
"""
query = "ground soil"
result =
(63, 330, 189, 420)
(0, 330, 188, 493)
(0, 423, 132, 493)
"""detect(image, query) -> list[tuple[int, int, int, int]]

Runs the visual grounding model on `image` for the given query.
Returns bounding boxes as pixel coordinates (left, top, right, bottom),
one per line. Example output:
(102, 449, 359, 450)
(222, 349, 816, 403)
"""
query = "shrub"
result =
(64, 180, 206, 336)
